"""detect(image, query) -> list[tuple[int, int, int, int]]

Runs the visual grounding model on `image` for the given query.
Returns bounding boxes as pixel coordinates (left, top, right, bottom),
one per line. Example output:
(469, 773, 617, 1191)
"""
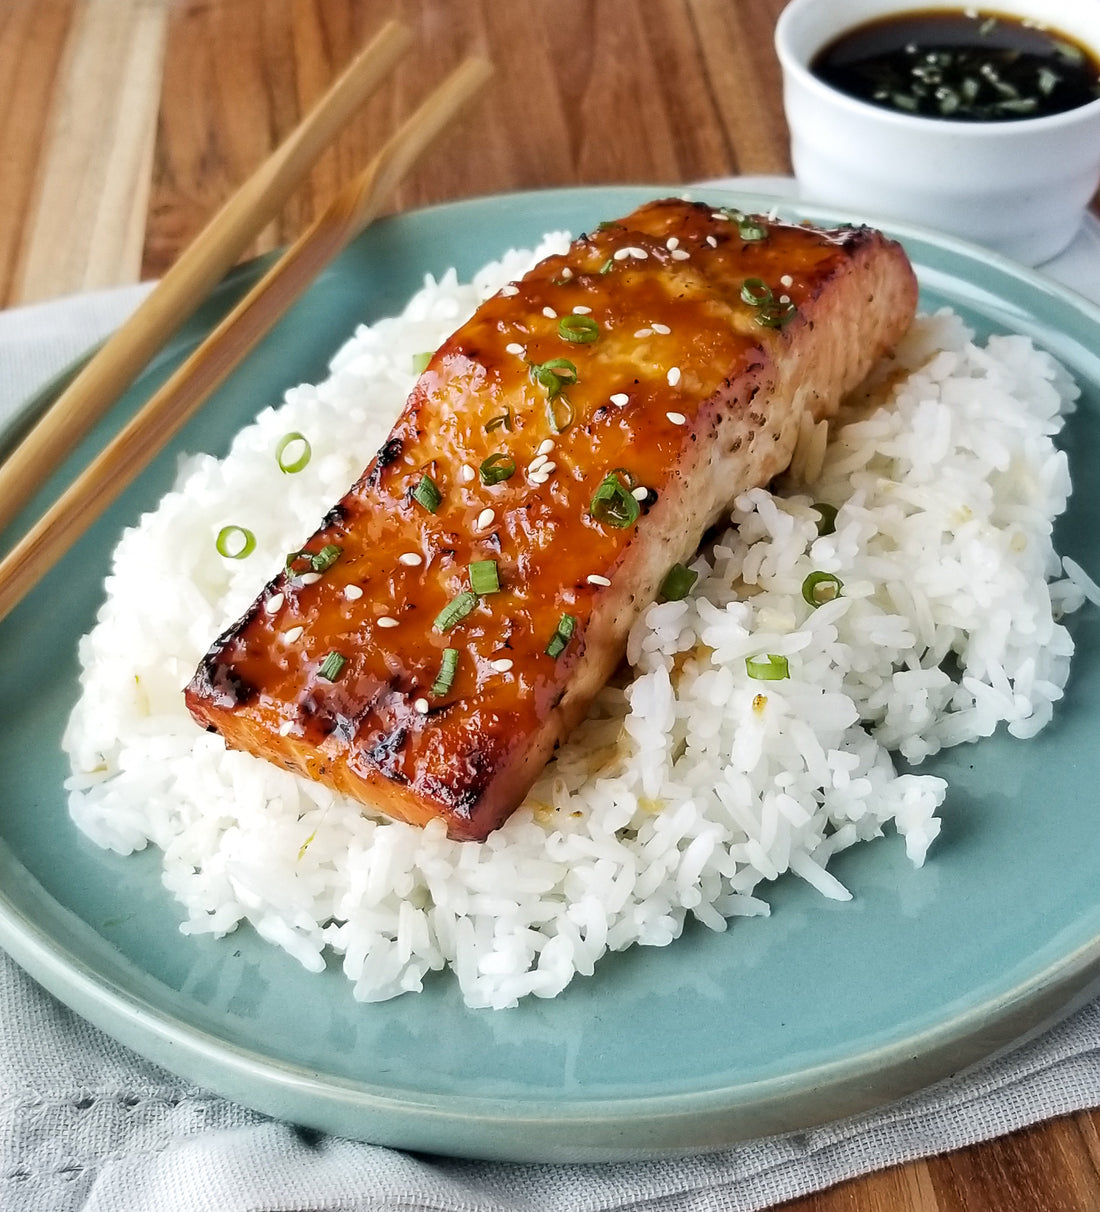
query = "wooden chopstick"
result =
(0, 18, 414, 539)
(0, 56, 492, 627)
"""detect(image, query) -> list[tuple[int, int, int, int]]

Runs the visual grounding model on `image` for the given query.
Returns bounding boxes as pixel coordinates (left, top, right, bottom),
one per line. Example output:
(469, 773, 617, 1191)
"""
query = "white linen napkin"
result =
(1, 262, 1099, 1212)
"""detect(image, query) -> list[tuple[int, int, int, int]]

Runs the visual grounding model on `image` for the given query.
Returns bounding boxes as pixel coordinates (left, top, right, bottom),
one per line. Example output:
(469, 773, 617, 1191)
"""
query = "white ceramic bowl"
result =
(775, 0, 1100, 265)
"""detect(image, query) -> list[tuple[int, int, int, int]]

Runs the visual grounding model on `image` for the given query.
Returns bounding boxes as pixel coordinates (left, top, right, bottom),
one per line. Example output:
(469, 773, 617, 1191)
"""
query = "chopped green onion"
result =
(431, 647, 459, 696)
(546, 394, 575, 434)
(479, 453, 516, 485)
(545, 612, 577, 658)
(598, 258, 614, 274)
(411, 351, 433, 374)
(738, 217, 767, 241)
(285, 544, 342, 575)
(802, 571, 843, 607)
(813, 502, 838, 536)
(311, 543, 342, 573)
(434, 590, 478, 632)
(528, 357, 578, 398)
(215, 525, 256, 559)
(558, 314, 600, 344)
(745, 653, 790, 681)
(756, 300, 798, 329)
(276, 432, 312, 474)
(740, 278, 773, 306)
(318, 651, 346, 681)
(659, 563, 699, 602)
(590, 469, 641, 529)
(413, 474, 442, 513)
(485, 409, 513, 433)
(469, 559, 500, 595)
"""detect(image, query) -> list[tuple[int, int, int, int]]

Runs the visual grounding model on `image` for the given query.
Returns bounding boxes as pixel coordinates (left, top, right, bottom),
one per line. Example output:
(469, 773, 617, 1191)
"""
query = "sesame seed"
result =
(572, 304, 591, 314)
(398, 552, 422, 567)
(666, 236, 680, 250)
(780, 274, 794, 287)
(543, 306, 557, 319)
(530, 471, 550, 486)
(587, 574, 612, 587)
(711, 211, 729, 221)
(378, 615, 399, 628)
(632, 486, 648, 501)
(666, 410, 687, 425)
(613, 245, 648, 261)
(283, 626, 303, 644)
(344, 584, 364, 601)
(528, 454, 548, 472)
(706, 235, 718, 248)
(671, 249, 690, 261)
(652, 322, 671, 335)
(476, 507, 496, 531)
(540, 461, 557, 475)
(491, 658, 514, 673)
(559, 266, 574, 279)
(610, 392, 629, 407)
(278, 720, 295, 736)
(667, 366, 682, 387)
(414, 697, 430, 714)
(634, 327, 653, 339)
(500, 284, 519, 296)
(536, 438, 555, 456)
(461, 463, 476, 483)
(265, 593, 285, 614)
(505, 341, 525, 356)
(300, 572, 322, 586)
(779, 294, 791, 304)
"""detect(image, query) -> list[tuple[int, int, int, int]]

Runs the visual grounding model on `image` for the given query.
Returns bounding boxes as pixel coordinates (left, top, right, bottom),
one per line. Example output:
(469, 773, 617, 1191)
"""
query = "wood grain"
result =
(2, 2, 1099, 1208)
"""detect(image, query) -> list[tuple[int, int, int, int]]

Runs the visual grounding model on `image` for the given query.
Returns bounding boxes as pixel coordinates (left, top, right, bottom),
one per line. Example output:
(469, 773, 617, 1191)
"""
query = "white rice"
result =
(63, 235, 1082, 1009)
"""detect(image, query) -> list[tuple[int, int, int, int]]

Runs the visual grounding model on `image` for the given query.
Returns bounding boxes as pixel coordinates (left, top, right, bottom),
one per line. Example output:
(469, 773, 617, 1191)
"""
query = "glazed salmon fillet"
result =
(185, 197, 918, 840)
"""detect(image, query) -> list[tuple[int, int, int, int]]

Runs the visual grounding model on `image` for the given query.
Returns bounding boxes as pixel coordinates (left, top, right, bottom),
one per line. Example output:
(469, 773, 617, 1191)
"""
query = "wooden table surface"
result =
(2, 2, 1098, 1208)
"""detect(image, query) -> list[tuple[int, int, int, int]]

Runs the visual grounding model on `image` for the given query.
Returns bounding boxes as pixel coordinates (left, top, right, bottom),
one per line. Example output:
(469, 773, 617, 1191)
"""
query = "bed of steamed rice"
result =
(63, 234, 1084, 1009)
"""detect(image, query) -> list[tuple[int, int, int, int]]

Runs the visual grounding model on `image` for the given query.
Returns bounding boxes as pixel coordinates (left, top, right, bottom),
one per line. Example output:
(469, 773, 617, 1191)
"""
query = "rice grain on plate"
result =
(64, 236, 1080, 1009)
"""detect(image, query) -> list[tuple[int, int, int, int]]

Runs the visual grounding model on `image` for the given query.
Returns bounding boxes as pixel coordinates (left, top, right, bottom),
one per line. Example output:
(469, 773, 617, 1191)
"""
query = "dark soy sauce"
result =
(811, 8, 1100, 121)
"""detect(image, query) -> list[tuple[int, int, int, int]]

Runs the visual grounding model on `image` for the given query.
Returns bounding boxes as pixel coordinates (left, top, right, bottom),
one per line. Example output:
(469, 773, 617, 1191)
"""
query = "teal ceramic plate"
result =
(2, 186, 1100, 1163)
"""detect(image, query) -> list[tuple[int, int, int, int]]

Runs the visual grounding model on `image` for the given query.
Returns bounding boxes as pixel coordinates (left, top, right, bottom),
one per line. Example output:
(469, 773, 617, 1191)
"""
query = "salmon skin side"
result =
(185, 197, 918, 841)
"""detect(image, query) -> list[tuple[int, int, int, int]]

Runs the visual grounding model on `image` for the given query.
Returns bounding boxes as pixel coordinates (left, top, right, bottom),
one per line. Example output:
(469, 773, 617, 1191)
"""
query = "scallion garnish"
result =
(740, 278, 797, 328)
(598, 258, 614, 274)
(558, 314, 600, 344)
(413, 473, 442, 513)
(431, 647, 459, 696)
(546, 394, 575, 434)
(485, 409, 513, 433)
(659, 563, 699, 602)
(434, 590, 478, 633)
(740, 278, 772, 306)
(545, 613, 577, 658)
(479, 453, 516, 485)
(745, 653, 790, 681)
(215, 525, 256, 560)
(802, 571, 844, 607)
(285, 544, 343, 575)
(590, 469, 641, 529)
(411, 351, 432, 374)
(276, 432, 312, 474)
(813, 502, 838, 536)
(469, 559, 500, 595)
(738, 217, 768, 241)
(318, 651, 346, 681)
(528, 357, 578, 398)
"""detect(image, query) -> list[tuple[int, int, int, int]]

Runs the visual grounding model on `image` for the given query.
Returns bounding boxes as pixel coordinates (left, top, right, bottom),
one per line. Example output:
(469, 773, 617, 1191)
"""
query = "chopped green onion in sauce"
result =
(434, 590, 478, 632)
(659, 562, 699, 602)
(469, 559, 501, 595)
(431, 647, 459, 696)
(412, 473, 442, 513)
(276, 432, 312, 474)
(545, 394, 575, 434)
(485, 409, 513, 433)
(558, 314, 600, 344)
(318, 650, 347, 681)
(590, 469, 641, 528)
(215, 525, 256, 559)
(740, 278, 773, 306)
(529, 357, 578, 398)
(479, 453, 516, 485)
(801, 570, 844, 606)
(745, 653, 790, 681)
(545, 612, 577, 658)
(741, 278, 797, 328)
(285, 544, 343, 575)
